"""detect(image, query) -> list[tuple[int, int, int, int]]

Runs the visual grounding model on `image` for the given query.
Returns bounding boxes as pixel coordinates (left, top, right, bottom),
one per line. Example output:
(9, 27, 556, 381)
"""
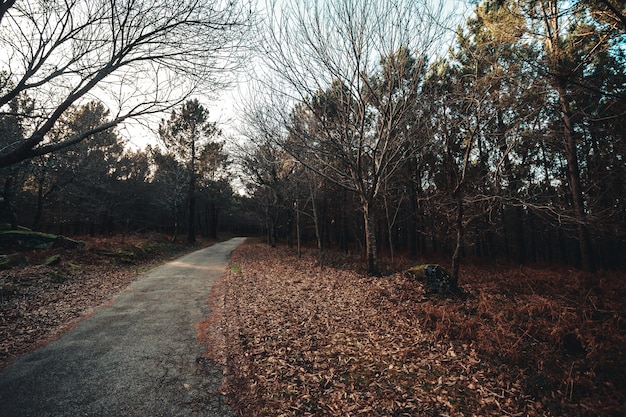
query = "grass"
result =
(230, 263, 242, 274)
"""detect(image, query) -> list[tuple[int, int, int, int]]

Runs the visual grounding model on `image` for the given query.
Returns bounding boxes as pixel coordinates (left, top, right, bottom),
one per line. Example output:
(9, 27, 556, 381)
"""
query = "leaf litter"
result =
(3, 236, 623, 415)
(0, 234, 204, 370)
(201, 242, 626, 417)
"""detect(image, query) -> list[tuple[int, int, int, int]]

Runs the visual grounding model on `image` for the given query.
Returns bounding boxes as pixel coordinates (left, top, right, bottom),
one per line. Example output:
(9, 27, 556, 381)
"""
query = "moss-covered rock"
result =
(0, 253, 28, 269)
(407, 264, 457, 295)
(92, 245, 143, 264)
(0, 224, 31, 232)
(0, 230, 84, 250)
(44, 255, 62, 266)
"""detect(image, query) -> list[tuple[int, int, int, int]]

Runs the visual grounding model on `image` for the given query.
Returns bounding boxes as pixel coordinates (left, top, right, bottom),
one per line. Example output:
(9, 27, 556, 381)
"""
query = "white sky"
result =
(122, 0, 470, 152)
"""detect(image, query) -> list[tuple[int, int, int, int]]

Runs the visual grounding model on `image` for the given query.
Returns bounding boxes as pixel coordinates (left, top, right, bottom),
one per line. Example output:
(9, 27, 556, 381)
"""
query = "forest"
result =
(1, 1, 625, 415)
(0, 0, 624, 274)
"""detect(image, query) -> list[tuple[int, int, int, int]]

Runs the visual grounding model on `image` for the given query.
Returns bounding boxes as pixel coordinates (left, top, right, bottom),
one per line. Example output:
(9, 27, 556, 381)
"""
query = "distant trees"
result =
(4, 98, 236, 239)
(158, 99, 225, 243)
(0, 0, 252, 238)
(27, 101, 126, 232)
(236, 105, 292, 248)
(2, 0, 623, 276)
(240, 0, 626, 275)
(148, 147, 189, 239)
(12, 101, 156, 235)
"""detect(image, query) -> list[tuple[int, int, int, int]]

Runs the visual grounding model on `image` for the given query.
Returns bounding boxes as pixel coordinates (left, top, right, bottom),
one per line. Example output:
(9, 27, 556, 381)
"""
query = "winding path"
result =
(0, 237, 245, 417)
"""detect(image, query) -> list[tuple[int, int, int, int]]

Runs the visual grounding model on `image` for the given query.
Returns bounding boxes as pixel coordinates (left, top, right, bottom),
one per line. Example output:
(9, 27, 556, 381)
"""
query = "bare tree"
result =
(0, 0, 252, 168)
(235, 103, 293, 248)
(256, 0, 455, 275)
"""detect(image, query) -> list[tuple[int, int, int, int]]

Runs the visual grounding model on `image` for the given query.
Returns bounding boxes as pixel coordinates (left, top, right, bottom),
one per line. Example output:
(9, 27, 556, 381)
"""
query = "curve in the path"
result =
(0, 237, 246, 417)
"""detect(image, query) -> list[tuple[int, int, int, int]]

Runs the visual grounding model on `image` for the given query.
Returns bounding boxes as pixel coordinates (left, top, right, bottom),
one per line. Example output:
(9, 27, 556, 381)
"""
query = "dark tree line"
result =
(239, 0, 625, 276)
(0, 0, 254, 242)
(1, 99, 256, 241)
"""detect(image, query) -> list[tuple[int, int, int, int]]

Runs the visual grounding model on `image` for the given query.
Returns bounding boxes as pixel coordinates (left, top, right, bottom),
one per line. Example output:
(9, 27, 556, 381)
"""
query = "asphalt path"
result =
(0, 237, 246, 417)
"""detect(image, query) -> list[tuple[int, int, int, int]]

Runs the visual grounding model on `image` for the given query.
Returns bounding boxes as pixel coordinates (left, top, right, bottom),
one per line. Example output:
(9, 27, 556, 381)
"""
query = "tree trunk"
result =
(543, 2, 595, 272)
(383, 194, 394, 263)
(187, 193, 196, 243)
(197, 209, 206, 237)
(265, 202, 277, 247)
(33, 177, 45, 230)
(556, 81, 595, 272)
(187, 139, 196, 244)
(310, 182, 323, 266)
(450, 191, 463, 290)
(295, 198, 301, 259)
(2, 176, 17, 229)
(363, 200, 379, 276)
(408, 156, 419, 258)
(515, 205, 526, 265)
(208, 202, 218, 239)
(408, 185, 418, 258)
(528, 209, 538, 262)
(501, 207, 511, 261)
(340, 188, 348, 253)
(286, 206, 293, 248)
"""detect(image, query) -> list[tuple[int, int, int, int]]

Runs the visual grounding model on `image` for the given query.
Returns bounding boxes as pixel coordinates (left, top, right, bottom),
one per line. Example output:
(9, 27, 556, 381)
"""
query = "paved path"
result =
(0, 237, 245, 417)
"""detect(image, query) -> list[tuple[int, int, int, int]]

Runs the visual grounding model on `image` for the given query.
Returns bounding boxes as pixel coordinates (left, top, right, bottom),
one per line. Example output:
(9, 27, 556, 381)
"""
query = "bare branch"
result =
(0, 0, 253, 167)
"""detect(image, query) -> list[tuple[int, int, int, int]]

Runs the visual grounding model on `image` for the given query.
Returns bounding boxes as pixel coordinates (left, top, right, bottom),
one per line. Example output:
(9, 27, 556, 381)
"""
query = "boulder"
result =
(44, 254, 62, 266)
(0, 253, 28, 269)
(407, 264, 457, 295)
(0, 230, 84, 250)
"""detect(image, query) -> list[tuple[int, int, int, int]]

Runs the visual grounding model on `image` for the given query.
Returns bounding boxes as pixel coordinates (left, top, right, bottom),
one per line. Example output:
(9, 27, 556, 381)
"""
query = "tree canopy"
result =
(239, 0, 625, 274)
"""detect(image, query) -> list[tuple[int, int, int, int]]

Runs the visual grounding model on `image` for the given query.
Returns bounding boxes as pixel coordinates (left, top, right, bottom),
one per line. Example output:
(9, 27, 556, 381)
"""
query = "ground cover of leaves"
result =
(202, 242, 626, 417)
(0, 233, 206, 370)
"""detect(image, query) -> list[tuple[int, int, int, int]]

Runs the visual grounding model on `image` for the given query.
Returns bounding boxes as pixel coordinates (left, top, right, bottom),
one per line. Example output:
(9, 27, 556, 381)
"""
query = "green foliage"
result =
(44, 255, 62, 266)
(230, 263, 242, 274)
(158, 99, 221, 165)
